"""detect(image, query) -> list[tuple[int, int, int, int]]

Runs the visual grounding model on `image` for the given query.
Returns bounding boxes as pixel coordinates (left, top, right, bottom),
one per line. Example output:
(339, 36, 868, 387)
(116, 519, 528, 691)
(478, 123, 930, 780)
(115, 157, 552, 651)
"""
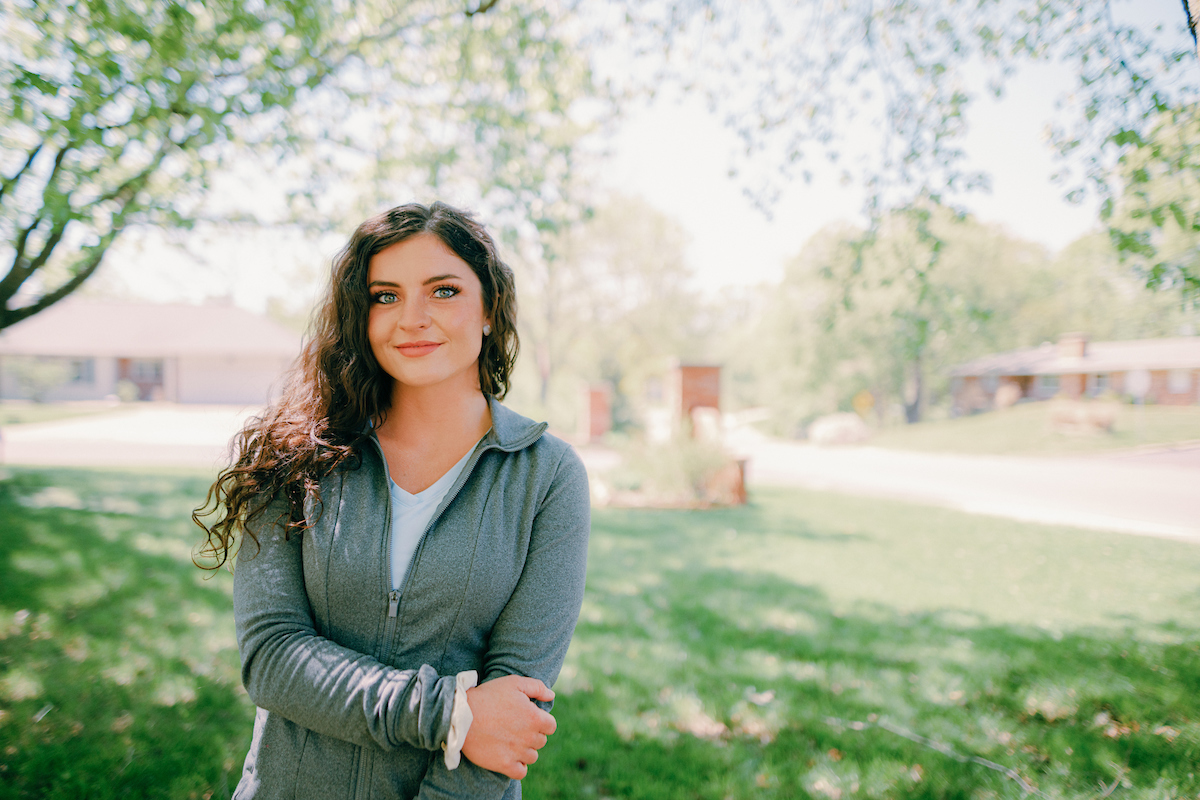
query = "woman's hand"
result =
(461, 675, 557, 780)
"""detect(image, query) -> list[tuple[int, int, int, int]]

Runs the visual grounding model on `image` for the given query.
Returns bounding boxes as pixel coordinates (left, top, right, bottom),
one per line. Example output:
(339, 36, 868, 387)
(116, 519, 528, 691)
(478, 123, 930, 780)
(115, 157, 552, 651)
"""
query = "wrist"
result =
(442, 669, 478, 769)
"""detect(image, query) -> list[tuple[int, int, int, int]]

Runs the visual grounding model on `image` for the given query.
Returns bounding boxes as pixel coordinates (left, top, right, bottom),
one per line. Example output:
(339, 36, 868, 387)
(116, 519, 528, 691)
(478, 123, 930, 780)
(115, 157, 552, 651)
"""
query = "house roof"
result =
(0, 300, 303, 359)
(952, 336, 1200, 377)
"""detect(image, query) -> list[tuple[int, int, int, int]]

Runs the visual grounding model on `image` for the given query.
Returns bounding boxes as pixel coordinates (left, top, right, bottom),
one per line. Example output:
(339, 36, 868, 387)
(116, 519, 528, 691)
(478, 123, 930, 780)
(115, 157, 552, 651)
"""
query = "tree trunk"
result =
(904, 356, 924, 424)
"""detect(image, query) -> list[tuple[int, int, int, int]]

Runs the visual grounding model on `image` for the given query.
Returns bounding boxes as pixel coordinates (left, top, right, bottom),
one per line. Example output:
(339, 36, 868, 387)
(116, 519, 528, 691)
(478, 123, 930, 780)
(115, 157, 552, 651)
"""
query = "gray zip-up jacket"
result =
(232, 398, 590, 800)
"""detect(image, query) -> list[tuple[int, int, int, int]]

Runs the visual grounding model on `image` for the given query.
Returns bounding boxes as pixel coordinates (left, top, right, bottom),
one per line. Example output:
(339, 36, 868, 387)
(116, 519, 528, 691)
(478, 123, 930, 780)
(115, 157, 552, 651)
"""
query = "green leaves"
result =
(0, 0, 605, 328)
(1106, 104, 1200, 299)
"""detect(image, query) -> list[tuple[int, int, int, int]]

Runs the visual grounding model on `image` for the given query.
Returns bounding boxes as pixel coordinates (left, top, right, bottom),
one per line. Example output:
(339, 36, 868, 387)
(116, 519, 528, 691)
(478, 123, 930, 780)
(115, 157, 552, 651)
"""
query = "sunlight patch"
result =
(758, 606, 820, 634)
(1024, 684, 1079, 722)
(0, 669, 44, 701)
(11, 553, 60, 577)
(153, 675, 198, 706)
(19, 486, 83, 510)
(660, 686, 728, 740)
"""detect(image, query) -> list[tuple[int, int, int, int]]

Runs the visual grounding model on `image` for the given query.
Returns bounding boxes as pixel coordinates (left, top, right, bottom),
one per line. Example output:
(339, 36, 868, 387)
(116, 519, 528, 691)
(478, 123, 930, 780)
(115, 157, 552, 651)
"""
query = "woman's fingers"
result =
(461, 676, 558, 777)
(515, 675, 556, 704)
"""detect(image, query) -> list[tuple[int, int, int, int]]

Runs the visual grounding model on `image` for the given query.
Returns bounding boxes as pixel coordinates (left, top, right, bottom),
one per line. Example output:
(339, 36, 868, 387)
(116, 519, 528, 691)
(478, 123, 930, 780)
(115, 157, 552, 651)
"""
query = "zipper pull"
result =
(388, 590, 400, 618)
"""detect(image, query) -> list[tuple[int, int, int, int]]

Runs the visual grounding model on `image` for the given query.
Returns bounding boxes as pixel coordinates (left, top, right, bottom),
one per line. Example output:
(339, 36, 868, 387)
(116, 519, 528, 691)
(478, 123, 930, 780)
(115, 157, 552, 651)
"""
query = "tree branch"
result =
(0, 214, 45, 303)
(466, 0, 500, 16)
(0, 143, 43, 204)
(0, 141, 155, 315)
(0, 237, 115, 329)
(1185, 0, 1200, 63)
(23, 216, 70, 275)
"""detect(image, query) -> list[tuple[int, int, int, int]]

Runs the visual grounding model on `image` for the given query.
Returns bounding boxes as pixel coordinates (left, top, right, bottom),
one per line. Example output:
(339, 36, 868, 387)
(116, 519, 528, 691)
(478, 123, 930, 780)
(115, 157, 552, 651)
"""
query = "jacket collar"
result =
(363, 395, 546, 454)
(482, 394, 548, 453)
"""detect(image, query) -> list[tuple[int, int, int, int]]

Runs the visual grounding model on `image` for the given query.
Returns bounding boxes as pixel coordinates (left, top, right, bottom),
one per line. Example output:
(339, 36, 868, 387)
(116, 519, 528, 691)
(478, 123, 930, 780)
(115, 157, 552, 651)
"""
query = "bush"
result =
(604, 434, 741, 506)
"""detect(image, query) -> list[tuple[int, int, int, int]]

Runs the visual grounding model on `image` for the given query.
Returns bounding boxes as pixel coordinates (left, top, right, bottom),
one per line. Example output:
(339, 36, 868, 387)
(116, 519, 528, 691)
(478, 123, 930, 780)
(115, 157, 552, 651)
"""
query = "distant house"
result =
(0, 299, 302, 405)
(951, 333, 1200, 413)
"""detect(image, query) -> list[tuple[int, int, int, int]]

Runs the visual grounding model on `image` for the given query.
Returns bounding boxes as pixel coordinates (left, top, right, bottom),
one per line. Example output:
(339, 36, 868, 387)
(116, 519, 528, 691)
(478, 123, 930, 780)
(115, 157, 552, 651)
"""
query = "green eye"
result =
(372, 291, 398, 304)
(433, 286, 461, 299)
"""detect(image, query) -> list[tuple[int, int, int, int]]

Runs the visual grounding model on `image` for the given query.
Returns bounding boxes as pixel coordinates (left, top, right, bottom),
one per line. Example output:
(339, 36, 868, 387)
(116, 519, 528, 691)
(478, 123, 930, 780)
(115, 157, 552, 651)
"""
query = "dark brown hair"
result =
(193, 201, 518, 569)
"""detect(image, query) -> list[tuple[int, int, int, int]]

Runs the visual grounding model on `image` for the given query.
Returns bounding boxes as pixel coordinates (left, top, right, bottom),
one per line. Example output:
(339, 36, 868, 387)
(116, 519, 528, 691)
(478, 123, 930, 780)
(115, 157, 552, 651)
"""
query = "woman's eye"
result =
(372, 291, 399, 305)
(433, 286, 460, 299)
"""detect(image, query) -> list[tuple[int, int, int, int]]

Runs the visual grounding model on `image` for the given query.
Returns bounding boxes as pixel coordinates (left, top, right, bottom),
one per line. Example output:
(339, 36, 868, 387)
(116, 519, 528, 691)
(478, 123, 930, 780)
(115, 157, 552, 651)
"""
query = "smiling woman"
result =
(192, 202, 590, 800)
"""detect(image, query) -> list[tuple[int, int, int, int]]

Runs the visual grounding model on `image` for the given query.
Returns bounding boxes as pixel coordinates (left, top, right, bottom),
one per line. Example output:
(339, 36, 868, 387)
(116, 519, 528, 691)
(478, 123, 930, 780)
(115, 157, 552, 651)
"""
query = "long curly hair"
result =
(193, 201, 519, 569)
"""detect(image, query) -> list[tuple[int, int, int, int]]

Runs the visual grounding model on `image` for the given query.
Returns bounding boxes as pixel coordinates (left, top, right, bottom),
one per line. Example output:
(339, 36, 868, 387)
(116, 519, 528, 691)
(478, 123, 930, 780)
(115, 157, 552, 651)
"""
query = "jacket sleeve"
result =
(233, 500, 458, 753)
(414, 444, 592, 800)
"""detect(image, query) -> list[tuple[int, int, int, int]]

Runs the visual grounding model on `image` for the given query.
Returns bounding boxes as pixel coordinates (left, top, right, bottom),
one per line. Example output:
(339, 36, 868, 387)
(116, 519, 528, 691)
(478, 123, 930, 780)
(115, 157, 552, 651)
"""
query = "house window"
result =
(129, 359, 163, 382)
(1037, 374, 1059, 397)
(67, 358, 95, 384)
(1168, 369, 1193, 395)
(1088, 373, 1109, 397)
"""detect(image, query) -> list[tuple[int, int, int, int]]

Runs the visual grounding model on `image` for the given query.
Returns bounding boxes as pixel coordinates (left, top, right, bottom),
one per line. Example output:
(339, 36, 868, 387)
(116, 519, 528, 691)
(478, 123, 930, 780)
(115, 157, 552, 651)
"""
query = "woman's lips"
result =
(396, 342, 441, 357)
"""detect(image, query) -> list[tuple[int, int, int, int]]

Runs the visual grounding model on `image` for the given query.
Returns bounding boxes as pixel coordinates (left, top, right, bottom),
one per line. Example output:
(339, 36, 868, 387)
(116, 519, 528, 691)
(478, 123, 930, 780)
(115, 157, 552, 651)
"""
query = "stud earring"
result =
(483, 324, 492, 336)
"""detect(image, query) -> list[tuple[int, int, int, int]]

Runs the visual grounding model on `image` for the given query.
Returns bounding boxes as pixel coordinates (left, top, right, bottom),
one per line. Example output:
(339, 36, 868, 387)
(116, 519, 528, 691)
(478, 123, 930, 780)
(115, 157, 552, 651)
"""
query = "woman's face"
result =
(366, 233, 489, 396)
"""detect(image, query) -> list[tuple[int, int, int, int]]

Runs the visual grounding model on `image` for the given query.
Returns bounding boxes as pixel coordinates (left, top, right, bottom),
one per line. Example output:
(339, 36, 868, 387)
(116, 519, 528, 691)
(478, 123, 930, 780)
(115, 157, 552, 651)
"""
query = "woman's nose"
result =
(398, 297, 431, 329)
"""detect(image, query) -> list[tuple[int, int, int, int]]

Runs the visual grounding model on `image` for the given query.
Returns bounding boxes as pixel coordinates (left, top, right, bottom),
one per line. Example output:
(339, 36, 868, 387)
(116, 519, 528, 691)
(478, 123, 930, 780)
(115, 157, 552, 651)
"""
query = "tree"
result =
(505, 195, 709, 429)
(1105, 104, 1200, 298)
(741, 208, 1056, 427)
(0, 0, 603, 330)
(610, 0, 1198, 294)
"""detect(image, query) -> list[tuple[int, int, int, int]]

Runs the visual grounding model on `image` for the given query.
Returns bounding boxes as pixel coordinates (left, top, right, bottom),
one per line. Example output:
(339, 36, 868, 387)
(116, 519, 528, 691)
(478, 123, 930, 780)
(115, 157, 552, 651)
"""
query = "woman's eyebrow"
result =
(368, 273, 464, 288)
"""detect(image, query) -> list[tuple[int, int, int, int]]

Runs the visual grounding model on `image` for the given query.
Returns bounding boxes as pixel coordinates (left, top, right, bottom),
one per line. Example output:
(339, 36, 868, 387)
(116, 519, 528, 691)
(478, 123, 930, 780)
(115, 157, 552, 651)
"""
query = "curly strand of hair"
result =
(191, 366, 364, 571)
(194, 201, 519, 571)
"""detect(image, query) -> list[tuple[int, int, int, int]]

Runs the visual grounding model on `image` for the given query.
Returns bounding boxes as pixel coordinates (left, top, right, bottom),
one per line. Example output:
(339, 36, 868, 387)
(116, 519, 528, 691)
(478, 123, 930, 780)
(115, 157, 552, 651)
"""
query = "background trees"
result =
(0, 0, 601, 329)
(506, 195, 710, 429)
(729, 210, 1200, 433)
(611, 0, 1198, 298)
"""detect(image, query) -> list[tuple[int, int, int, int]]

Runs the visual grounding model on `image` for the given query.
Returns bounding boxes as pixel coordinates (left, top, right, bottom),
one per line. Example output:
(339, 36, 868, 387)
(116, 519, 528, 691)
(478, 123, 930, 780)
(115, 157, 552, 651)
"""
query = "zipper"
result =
(373, 435, 401, 661)
(371, 436, 493, 663)
(390, 441, 492, 621)
(370, 411, 547, 661)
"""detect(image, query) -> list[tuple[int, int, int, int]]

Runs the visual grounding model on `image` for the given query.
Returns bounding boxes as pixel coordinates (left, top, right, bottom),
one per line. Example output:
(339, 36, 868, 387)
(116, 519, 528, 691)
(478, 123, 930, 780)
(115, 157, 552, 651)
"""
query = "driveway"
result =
(727, 429, 1200, 542)
(0, 405, 259, 470)
(4, 406, 1198, 542)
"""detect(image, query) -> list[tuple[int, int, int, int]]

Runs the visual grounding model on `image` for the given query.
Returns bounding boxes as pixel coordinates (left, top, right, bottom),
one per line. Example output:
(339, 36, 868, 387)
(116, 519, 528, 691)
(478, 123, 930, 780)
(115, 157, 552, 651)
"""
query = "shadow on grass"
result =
(527, 503, 1200, 800)
(0, 468, 250, 800)
(2, 471, 1199, 800)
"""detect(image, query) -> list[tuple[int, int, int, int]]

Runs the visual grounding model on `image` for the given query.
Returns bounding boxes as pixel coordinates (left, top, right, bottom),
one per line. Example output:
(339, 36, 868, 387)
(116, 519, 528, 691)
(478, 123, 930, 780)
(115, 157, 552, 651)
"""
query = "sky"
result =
(602, 63, 1101, 293)
(598, 0, 1186, 293)
(92, 0, 1188, 311)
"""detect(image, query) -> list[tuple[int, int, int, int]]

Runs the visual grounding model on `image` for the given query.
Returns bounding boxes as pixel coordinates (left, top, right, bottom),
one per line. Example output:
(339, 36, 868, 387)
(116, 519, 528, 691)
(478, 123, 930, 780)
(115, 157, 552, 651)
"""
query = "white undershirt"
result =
(388, 442, 480, 592)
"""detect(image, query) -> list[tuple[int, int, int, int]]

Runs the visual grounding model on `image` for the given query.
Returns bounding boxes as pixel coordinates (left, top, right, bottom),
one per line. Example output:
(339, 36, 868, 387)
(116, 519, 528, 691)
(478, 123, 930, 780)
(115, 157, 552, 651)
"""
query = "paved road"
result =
(0, 405, 259, 471)
(727, 431, 1200, 542)
(3, 406, 1197, 541)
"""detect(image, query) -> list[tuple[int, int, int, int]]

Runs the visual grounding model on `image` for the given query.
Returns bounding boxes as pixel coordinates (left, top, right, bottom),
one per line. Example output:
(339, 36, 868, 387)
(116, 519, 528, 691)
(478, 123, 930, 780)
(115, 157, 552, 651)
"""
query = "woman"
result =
(194, 202, 591, 799)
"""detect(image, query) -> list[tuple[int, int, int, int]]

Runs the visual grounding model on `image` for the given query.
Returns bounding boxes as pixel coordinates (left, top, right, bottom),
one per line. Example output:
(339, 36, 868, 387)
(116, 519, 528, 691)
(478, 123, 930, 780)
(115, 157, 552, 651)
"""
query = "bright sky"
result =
(94, 0, 1187, 310)
(601, 0, 1185, 293)
(604, 64, 1096, 293)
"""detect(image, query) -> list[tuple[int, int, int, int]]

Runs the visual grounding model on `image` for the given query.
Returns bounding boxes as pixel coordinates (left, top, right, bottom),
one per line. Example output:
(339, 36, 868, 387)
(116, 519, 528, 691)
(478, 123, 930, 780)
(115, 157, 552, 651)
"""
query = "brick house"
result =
(951, 333, 1200, 413)
(0, 299, 302, 404)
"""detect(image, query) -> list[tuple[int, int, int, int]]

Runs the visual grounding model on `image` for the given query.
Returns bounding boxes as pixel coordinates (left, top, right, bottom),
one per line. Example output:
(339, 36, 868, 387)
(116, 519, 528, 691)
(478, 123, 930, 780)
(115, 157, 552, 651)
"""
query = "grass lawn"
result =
(1, 467, 1198, 799)
(0, 402, 125, 427)
(869, 402, 1200, 456)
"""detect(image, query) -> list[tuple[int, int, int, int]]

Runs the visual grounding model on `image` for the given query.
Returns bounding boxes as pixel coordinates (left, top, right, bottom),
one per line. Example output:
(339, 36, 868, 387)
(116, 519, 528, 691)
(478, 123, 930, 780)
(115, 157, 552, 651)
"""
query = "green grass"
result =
(0, 402, 124, 427)
(869, 402, 1200, 456)
(527, 493, 1200, 800)
(0, 467, 246, 800)
(1, 467, 1198, 799)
